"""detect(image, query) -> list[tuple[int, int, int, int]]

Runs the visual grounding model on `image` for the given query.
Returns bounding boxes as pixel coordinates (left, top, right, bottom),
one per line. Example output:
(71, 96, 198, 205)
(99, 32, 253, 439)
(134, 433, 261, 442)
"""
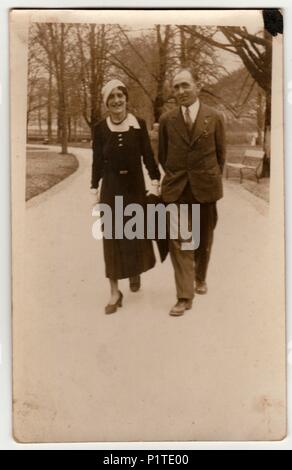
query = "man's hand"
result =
(148, 179, 161, 197)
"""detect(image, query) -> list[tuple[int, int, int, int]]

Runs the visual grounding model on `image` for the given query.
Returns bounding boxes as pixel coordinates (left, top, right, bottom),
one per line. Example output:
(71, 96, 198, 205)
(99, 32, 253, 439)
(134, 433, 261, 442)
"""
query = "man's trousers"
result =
(168, 184, 218, 300)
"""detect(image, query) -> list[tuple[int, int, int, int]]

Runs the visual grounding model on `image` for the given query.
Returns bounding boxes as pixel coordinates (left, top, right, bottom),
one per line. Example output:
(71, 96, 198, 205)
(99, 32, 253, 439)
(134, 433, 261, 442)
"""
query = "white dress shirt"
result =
(181, 99, 200, 126)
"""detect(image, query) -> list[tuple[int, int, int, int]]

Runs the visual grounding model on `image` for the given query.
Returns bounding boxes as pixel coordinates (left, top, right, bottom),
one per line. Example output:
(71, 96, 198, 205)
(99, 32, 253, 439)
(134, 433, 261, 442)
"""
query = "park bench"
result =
(225, 149, 265, 184)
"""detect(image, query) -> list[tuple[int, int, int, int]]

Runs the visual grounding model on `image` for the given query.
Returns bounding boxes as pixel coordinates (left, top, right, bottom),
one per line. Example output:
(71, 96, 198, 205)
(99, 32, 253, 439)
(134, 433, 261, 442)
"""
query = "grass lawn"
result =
(27, 140, 92, 149)
(26, 146, 49, 151)
(67, 141, 92, 149)
(26, 149, 79, 201)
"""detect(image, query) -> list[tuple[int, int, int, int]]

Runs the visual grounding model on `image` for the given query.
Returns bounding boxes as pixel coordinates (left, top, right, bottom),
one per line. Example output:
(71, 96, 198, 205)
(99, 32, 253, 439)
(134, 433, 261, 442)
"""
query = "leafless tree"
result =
(75, 24, 111, 131)
(33, 23, 73, 153)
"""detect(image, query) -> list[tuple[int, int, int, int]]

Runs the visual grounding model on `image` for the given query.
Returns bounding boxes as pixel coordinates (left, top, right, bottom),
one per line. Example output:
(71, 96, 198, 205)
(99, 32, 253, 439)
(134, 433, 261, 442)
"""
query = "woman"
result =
(91, 79, 161, 314)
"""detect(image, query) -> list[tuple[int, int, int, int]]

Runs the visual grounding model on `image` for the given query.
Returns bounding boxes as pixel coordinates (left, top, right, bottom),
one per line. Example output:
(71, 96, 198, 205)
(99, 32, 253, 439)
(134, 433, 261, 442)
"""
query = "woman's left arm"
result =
(139, 119, 161, 181)
(91, 123, 104, 189)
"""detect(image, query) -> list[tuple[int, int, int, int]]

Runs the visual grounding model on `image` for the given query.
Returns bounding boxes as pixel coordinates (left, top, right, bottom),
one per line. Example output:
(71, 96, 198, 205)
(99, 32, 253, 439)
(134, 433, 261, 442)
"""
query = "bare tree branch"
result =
(117, 25, 159, 81)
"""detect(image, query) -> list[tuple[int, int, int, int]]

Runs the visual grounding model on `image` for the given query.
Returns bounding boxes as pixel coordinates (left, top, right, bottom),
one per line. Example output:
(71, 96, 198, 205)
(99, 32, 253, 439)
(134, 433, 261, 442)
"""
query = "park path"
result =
(13, 146, 286, 443)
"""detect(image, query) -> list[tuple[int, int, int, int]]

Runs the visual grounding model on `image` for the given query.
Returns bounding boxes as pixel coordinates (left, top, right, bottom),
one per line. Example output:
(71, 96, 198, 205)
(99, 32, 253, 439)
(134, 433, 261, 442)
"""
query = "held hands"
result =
(148, 179, 161, 197)
(91, 180, 160, 201)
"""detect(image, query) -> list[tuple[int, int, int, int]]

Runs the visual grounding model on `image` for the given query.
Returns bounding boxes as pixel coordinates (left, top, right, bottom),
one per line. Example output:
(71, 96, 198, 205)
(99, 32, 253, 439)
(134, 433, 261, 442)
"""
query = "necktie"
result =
(184, 107, 193, 133)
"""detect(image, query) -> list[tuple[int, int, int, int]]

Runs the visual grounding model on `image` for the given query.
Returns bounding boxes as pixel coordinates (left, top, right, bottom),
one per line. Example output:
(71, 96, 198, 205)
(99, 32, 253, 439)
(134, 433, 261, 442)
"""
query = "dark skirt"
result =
(101, 174, 156, 280)
(103, 237, 156, 280)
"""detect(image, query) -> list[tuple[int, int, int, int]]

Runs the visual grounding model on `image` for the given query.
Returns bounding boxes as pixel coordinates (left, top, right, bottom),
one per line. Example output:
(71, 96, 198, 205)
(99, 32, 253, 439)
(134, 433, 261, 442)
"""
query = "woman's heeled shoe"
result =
(105, 291, 123, 314)
(129, 275, 141, 292)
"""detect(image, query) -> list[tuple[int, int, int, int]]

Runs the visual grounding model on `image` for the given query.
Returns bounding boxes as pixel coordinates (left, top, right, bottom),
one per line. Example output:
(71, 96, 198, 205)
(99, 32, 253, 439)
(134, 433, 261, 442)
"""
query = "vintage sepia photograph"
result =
(10, 9, 286, 442)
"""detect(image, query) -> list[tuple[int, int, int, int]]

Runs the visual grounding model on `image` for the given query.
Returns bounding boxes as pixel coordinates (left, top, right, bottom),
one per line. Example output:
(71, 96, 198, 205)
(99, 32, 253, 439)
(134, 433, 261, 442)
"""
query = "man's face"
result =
(173, 71, 198, 107)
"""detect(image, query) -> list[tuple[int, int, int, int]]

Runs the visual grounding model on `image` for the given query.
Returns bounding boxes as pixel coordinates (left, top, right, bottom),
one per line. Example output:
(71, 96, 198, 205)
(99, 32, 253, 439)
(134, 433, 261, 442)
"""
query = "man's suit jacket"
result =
(158, 102, 226, 203)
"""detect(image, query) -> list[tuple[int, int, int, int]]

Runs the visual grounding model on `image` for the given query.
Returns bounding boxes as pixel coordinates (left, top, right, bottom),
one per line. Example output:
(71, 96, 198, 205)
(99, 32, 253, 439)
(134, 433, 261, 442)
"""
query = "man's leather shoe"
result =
(169, 299, 192, 316)
(129, 275, 141, 292)
(195, 281, 208, 295)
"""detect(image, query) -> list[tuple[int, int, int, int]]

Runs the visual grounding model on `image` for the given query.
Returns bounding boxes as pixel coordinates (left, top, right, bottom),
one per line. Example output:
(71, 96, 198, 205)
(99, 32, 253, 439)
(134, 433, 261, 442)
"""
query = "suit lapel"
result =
(170, 108, 190, 145)
(190, 103, 212, 147)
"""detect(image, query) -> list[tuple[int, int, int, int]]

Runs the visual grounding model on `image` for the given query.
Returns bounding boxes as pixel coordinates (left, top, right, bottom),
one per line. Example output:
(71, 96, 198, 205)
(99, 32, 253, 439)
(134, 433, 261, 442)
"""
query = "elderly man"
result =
(158, 69, 226, 316)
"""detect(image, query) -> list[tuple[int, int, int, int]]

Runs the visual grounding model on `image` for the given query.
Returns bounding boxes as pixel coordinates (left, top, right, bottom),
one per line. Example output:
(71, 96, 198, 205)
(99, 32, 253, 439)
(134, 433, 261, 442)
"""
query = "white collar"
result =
(181, 99, 200, 122)
(106, 112, 141, 132)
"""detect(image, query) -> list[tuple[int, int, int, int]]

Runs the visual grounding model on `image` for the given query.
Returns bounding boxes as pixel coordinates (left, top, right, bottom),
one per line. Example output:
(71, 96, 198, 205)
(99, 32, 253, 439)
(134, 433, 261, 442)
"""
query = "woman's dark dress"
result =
(91, 116, 161, 280)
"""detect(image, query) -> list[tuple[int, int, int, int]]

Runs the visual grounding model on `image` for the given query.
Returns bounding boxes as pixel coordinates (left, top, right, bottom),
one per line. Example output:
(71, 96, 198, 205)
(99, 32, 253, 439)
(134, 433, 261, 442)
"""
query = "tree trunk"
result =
(153, 95, 163, 122)
(261, 29, 272, 177)
(262, 89, 271, 177)
(153, 25, 171, 121)
(27, 111, 30, 141)
(68, 116, 72, 142)
(47, 56, 53, 142)
(180, 28, 187, 67)
(59, 24, 68, 154)
(57, 109, 61, 142)
(256, 89, 264, 146)
(38, 95, 43, 137)
(89, 24, 98, 129)
(73, 117, 77, 142)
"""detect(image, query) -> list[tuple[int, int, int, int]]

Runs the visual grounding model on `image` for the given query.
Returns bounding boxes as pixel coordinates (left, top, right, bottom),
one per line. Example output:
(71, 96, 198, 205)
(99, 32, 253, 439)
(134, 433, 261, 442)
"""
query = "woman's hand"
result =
(90, 187, 100, 204)
(148, 180, 161, 197)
